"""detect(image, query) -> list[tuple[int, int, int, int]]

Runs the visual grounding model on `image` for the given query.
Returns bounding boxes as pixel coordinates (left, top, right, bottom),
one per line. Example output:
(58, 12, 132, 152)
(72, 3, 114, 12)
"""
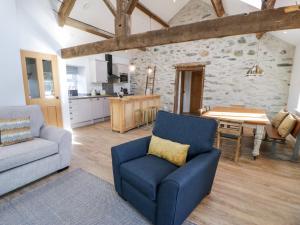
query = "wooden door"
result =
(20, 50, 63, 127)
(190, 71, 204, 114)
(179, 72, 185, 114)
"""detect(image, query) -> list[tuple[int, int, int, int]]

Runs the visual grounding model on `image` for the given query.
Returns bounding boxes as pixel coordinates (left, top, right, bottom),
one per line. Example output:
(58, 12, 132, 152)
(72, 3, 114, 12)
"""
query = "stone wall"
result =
(129, 0, 295, 116)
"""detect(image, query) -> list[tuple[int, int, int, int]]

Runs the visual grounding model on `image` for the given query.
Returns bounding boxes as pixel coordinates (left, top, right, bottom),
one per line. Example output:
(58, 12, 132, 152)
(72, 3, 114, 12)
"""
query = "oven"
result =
(119, 73, 128, 83)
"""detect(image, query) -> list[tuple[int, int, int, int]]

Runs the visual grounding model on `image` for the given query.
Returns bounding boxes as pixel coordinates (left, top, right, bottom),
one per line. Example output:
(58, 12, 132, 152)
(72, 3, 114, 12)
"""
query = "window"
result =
(66, 66, 79, 90)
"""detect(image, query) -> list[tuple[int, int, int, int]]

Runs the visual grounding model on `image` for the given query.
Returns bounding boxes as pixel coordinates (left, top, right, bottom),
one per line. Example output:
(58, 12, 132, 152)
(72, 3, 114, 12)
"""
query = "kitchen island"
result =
(109, 95, 160, 133)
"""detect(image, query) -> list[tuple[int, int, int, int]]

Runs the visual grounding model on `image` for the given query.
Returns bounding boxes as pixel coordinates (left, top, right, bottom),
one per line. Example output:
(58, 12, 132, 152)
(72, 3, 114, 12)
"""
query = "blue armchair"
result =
(111, 111, 221, 225)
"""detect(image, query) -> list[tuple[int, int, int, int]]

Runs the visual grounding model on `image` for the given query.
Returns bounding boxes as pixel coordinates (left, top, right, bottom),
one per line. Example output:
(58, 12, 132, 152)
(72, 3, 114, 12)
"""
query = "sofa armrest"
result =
(40, 126, 72, 168)
(157, 148, 221, 225)
(111, 136, 151, 195)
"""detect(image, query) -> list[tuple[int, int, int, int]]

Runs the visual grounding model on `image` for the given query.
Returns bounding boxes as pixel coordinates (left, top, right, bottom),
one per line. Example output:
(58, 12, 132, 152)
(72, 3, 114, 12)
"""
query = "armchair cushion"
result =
(153, 111, 217, 160)
(120, 155, 177, 201)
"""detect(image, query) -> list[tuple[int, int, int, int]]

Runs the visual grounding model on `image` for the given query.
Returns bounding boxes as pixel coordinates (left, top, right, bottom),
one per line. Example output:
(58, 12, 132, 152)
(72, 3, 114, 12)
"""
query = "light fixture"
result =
(246, 39, 264, 76)
(82, 1, 90, 10)
(147, 66, 153, 74)
(129, 63, 136, 72)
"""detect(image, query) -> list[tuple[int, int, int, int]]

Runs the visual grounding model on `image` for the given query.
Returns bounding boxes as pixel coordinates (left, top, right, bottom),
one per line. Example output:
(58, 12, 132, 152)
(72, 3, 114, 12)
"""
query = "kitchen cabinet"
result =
(102, 97, 110, 117)
(90, 60, 108, 83)
(109, 95, 160, 133)
(112, 63, 129, 76)
(92, 98, 104, 119)
(69, 97, 110, 128)
(69, 98, 93, 124)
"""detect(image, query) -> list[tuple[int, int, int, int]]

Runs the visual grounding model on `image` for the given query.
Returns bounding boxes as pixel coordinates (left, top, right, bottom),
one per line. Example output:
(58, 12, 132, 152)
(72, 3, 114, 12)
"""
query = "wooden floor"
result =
(2, 121, 300, 225)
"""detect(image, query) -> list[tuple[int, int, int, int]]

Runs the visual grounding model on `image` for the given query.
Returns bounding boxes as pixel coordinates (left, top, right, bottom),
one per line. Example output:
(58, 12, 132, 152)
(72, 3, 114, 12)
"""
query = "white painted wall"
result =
(288, 45, 300, 113)
(16, 0, 71, 129)
(0, 1, 25, 106)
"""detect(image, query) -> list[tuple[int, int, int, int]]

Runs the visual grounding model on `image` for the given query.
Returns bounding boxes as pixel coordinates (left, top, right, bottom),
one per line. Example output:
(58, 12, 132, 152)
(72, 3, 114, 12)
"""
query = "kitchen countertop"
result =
(108, 95, 160, 102)
(69, 94, 133, 100)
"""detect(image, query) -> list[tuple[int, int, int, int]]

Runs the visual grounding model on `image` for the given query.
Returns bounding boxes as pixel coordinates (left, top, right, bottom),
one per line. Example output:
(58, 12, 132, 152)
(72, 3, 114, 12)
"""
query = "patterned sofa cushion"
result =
(0, 118, 33, 146)
(0, 105, 44, 137)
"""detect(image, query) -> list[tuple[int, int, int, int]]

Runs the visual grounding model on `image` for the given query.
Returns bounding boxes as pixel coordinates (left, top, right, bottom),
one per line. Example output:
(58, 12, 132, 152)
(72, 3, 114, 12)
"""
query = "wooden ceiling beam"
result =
(102, 0, 117, 17)
(61, 5, 300, 58)
(256, 0, 277, 39)
(126, 0, 139, 15)
(65, 17, 115, 39)
(58, 0, 76, 26)
(211, 0, 225, 17)
(136, 2, 169, 28)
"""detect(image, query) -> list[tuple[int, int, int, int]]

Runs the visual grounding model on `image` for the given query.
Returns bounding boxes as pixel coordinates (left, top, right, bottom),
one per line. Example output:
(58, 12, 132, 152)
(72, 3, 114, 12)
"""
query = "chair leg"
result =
(271, 141, 277, 156)
(217, 133, 221, 149)
(234, 137, 241, 163)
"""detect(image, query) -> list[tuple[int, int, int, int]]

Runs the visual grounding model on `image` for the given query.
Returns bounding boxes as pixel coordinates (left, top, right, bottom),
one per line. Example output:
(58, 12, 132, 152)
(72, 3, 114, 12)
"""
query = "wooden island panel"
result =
(109, 95, 160, 133)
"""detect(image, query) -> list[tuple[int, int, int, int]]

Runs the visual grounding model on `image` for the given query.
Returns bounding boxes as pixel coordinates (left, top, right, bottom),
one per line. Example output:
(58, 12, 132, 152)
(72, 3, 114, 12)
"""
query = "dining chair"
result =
(217, 118, 243, 162)
(199, 107, 207, 116)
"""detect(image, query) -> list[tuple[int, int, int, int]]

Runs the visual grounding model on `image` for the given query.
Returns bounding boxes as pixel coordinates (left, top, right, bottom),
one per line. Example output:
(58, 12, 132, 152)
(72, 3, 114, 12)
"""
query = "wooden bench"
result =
(265, 114, 300, 161)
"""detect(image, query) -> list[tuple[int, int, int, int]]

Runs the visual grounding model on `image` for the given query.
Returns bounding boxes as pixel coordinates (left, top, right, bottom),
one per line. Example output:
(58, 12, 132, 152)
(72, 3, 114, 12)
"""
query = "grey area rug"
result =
(0, 169, 196, 225)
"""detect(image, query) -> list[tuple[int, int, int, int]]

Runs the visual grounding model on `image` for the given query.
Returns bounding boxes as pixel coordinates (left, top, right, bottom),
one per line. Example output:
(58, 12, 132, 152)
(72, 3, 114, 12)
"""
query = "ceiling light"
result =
(147, 66, 153, 74)
(246, 40, 264, 76)
(82, 1, 89, 10)
(246, 65, 264, 76)
(129, 63, 136, 72)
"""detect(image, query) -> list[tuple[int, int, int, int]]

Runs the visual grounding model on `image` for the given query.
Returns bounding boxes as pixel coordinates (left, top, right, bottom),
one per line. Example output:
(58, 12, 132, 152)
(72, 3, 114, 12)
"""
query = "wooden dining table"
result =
(203, 106, 270, 159)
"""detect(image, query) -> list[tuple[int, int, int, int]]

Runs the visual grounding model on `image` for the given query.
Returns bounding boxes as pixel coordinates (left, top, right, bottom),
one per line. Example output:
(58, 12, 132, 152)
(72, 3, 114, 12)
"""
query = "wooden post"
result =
(115, 0, 131, 37)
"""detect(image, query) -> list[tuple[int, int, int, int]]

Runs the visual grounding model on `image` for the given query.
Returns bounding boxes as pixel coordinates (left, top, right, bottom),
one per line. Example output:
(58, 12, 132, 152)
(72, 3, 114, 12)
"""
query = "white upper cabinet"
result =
(90, 60, 108, 83)
(112, 63, 129, 76)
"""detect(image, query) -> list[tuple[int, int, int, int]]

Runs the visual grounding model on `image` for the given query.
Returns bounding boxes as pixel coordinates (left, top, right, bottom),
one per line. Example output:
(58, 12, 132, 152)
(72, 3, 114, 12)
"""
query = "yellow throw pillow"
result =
(271, 109, 288, 128)
(148, 135, 190, 166)
(277, 114, 297, 138)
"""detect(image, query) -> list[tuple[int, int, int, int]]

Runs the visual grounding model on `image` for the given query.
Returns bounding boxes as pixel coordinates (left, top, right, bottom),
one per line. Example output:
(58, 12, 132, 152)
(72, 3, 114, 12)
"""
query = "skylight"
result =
(240, 0, 261, 9)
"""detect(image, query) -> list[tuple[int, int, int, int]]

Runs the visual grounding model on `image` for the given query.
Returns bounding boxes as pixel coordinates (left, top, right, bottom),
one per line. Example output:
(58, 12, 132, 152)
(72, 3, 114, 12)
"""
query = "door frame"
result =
(173, 63, 205, 113)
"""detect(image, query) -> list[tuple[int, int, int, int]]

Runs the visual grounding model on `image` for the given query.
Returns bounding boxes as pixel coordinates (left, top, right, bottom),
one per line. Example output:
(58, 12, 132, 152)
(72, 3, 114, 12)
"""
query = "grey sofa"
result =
(0, 105, 72, 196)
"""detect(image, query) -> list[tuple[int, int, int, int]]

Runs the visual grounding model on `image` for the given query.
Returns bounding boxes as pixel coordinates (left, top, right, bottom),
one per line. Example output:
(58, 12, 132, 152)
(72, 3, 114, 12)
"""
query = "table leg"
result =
(252, 125, 266, 159)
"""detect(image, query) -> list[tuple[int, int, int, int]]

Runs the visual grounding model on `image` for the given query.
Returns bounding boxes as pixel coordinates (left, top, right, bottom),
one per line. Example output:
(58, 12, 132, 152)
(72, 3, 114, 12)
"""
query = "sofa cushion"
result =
(0, 105, 45, 137)
(271, 109, 288, 128)
(120, 155, 177, 201)
(277, 114, 297, 138)
(0, 138, 58, 172)
(0, 118, 33, 146)
(153, 111, 217, 160)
